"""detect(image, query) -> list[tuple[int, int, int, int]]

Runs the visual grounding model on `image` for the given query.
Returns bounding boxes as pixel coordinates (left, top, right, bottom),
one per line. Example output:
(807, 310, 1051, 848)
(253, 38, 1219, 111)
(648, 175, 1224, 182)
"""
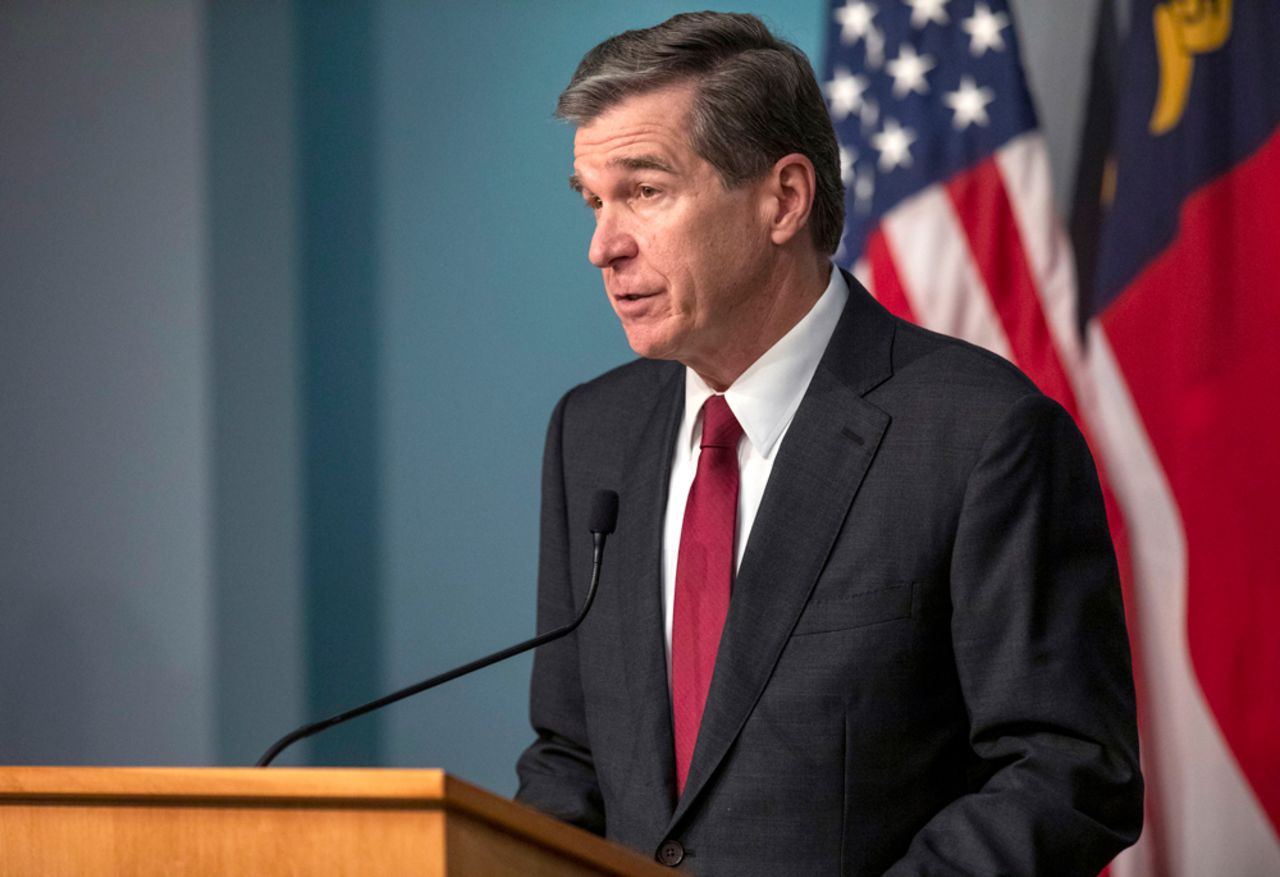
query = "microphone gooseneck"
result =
(256, 489, 620, 768)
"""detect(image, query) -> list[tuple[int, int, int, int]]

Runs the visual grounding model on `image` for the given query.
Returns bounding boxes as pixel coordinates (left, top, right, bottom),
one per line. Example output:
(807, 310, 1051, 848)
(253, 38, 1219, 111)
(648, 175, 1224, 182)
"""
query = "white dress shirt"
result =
(661, 267, 850, 667)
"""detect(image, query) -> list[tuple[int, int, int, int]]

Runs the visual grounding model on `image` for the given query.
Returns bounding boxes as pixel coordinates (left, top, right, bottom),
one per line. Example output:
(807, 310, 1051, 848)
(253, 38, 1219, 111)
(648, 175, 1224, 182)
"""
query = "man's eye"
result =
(637, 186, 658, 199)
(585, 196, 602, 210)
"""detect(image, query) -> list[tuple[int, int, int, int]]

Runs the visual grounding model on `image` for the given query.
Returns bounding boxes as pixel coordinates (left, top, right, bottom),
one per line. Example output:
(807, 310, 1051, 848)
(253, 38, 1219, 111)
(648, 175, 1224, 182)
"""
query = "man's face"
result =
(571, 84, 778, 383)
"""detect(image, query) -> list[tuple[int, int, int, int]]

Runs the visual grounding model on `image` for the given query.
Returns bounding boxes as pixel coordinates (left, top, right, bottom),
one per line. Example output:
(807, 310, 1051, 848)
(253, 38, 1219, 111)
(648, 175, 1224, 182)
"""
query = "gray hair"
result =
(557, 12, 844, 255)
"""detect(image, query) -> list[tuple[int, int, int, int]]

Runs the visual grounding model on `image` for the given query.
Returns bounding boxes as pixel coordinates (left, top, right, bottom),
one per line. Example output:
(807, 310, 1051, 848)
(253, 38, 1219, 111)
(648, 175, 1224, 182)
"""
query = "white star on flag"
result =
(872, 118, 916, 171)
(886, 44, 936, 97)
(962, 2, 1009, 56)
(903, 0, 949, 29)
(833, 0, 877, 45)
(825, 67, 870, 120)
(942, 75, 995, 128)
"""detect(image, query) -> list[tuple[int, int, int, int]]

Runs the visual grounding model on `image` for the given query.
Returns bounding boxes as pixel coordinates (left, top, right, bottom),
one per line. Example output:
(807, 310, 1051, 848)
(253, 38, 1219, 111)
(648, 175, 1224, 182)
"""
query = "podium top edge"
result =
(0, 766, 452, 803)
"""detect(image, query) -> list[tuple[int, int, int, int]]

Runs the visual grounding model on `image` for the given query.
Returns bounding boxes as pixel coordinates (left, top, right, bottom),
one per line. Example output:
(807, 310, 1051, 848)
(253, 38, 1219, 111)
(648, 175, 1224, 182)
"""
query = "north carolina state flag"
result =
(1085, 1, 1280, 875)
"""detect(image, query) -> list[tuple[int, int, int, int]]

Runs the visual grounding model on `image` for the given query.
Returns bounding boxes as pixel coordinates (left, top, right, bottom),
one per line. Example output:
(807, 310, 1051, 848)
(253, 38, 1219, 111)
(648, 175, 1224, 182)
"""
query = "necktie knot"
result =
(700, 395, 743, 450)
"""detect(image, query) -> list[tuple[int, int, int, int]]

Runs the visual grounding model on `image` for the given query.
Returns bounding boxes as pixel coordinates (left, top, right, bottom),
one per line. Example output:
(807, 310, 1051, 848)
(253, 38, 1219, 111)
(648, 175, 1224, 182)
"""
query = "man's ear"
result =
(765, 153, 817, 246)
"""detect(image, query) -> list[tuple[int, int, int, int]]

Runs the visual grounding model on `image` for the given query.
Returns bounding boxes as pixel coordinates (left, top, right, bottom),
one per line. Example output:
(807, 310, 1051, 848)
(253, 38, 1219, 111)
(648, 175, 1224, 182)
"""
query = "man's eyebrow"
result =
(568, 154, 678, 194)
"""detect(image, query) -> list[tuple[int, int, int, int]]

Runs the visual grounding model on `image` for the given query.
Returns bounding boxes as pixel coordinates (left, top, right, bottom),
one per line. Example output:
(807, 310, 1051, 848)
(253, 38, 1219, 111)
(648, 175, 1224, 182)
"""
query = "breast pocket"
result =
(791, 582, 914, 636)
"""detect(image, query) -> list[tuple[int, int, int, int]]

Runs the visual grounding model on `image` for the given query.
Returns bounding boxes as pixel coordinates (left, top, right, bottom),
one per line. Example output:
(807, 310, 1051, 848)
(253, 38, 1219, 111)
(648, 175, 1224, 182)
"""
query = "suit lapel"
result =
(612, 363, 684, 827)
(669, 278, 898, 829)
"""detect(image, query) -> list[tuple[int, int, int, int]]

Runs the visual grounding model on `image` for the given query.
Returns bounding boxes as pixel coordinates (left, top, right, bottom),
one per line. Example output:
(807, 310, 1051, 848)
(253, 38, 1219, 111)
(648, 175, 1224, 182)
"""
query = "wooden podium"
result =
(0, 767, 671, 875)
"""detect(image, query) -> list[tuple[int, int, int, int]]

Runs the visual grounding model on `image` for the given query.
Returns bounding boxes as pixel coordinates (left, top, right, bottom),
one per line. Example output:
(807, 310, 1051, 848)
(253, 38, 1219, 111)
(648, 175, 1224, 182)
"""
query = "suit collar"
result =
(824, 269, 898, 397)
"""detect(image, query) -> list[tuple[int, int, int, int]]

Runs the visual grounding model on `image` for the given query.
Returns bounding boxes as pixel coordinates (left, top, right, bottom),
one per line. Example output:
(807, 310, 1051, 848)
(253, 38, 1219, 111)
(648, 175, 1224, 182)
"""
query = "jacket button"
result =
(656, 839, 685, 866)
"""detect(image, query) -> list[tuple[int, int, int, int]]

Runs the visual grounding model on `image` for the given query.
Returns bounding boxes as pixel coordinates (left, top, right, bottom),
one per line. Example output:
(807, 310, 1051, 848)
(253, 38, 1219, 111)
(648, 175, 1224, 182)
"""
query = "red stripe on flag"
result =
(945, 160, 1082, 419)
(1101, 129, 1280, 833)
(865, 226, 918, 323)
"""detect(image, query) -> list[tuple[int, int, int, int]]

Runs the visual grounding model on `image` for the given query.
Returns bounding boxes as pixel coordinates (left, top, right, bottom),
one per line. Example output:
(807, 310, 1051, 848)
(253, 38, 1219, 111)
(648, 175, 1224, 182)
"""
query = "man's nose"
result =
(588, 209, 638, 268)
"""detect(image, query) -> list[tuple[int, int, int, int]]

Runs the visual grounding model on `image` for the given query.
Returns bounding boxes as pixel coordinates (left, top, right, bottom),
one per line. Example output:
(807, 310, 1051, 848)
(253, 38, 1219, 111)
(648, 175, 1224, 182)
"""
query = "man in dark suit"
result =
(516, 12, 1142, 875)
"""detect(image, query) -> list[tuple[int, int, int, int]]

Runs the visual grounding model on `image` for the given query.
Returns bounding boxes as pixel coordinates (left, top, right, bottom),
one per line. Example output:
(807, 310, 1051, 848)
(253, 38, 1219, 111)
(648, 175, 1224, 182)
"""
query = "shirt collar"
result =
(682, 266, 849, 459)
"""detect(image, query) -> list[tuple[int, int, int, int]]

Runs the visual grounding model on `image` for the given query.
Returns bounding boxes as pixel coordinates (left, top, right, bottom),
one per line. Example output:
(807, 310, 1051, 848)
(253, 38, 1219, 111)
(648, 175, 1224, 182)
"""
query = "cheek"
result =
(645, 205, 754, 312)
(689, 222, 756, 286)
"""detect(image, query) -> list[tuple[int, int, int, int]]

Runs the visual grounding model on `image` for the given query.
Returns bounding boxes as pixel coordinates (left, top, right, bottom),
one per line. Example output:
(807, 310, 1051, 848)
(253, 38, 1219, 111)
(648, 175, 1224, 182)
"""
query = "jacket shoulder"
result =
(889, 317, 1040, 402)
(853, 311, 1069, 456)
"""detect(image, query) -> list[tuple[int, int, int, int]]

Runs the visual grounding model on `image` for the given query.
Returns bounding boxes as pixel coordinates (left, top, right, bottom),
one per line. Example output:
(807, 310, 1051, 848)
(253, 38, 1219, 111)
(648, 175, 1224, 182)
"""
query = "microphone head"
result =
(588, 490, 619, 535)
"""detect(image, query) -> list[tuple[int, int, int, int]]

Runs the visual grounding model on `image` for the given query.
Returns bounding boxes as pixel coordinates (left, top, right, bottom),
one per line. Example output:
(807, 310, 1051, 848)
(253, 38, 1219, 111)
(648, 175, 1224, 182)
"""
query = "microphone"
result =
(256, 489, 619, 767)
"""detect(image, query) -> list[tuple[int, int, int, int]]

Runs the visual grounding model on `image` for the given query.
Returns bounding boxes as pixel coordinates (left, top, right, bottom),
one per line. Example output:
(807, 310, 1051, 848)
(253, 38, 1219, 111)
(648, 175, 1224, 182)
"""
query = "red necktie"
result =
(671, 394, 743, 795)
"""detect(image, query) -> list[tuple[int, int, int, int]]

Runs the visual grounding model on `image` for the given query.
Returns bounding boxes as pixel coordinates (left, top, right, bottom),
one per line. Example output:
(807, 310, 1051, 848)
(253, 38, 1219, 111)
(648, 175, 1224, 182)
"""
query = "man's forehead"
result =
(581, 153, 678, 175)
(573, 120, 688, 158)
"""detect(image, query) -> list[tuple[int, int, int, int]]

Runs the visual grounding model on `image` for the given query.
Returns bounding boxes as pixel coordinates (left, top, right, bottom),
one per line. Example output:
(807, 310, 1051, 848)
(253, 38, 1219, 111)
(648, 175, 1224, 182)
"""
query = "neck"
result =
(693, 254, 831, 391)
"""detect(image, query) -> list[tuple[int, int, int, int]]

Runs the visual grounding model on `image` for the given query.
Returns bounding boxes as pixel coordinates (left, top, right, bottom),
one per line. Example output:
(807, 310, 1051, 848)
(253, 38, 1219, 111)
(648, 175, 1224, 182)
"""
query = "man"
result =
(516, 12, 1142, 875)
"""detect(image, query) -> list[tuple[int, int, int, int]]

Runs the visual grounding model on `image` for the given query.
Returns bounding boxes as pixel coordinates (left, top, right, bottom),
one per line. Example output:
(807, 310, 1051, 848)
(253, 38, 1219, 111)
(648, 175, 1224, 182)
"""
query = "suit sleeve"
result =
(513, 390, 607, 835)
(885, 393, 1143, 876)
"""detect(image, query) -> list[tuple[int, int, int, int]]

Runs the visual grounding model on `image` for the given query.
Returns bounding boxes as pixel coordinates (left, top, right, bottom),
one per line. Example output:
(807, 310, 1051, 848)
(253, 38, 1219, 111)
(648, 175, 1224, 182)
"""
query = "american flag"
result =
(823, 0, 1280, 874)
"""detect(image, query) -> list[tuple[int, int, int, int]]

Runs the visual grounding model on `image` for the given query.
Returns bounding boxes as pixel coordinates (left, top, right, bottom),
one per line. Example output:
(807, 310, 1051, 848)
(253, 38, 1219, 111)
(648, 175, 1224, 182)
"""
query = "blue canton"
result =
(822, 0, 1038, 260)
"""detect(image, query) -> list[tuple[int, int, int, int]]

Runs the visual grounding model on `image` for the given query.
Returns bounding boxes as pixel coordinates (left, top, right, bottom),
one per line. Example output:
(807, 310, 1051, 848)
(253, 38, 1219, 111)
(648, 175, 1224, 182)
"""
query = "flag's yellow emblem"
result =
(1150, 0, 1232, 135)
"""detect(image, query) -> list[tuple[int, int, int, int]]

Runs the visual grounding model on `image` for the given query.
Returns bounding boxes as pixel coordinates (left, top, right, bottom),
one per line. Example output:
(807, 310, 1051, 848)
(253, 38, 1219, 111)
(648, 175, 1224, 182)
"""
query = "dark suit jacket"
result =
(516, 276, 1142, 875)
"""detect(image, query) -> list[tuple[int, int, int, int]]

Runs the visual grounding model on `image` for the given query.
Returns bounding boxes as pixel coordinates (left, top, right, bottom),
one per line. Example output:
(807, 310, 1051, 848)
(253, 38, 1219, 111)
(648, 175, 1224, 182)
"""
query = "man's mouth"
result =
(614, 290, 658, 302)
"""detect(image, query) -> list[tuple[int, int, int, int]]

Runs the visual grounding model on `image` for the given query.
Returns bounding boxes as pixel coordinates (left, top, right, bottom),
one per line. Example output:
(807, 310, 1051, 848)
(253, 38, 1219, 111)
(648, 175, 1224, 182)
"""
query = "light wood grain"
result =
(0, 767, 670, 876)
